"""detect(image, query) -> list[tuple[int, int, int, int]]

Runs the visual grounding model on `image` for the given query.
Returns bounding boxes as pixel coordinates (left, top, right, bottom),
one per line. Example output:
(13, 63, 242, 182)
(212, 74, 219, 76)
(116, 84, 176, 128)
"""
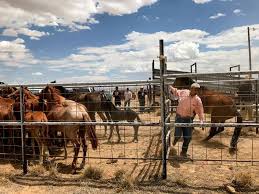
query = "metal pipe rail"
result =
(163, 70, 259, 78)
(0, 121, 160, 127)
(0, 80, 160, 88)
(166, 122, 259, 128)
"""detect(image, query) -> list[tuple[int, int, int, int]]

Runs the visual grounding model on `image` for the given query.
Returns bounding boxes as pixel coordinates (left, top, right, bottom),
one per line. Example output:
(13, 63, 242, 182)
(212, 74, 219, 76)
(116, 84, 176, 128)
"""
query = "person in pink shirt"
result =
(169, 82, 205, 158)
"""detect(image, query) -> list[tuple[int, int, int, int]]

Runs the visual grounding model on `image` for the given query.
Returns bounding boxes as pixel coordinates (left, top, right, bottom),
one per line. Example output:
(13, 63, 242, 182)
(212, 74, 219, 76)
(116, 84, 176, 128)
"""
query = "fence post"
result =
(20, 86, 27, 174)
(256, 80, 258, 134)
(159, 39, 167, 179)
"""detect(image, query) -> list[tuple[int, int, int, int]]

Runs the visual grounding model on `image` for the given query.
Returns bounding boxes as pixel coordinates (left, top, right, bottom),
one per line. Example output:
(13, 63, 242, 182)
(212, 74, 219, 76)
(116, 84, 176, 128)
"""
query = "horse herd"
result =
(0, 84, 141, 173)
(0, 77, 252, 173)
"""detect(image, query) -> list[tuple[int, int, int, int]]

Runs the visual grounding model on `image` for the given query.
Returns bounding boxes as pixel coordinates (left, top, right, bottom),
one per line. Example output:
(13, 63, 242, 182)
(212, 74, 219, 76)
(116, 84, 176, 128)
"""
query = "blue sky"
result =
(0, 0, 259, 84)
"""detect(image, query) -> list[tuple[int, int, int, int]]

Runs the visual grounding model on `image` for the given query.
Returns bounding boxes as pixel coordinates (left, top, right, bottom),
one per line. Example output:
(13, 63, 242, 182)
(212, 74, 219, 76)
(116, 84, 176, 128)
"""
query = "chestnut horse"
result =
(173, 77, 242, 152)
(40, 85, 98, 173)
(8, 87, 49, 162)
(0, 97, 16, 146)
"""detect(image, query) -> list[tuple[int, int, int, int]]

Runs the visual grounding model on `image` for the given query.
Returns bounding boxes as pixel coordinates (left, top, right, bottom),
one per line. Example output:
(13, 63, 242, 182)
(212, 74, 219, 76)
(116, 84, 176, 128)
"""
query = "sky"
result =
(0, 0, 259, 84)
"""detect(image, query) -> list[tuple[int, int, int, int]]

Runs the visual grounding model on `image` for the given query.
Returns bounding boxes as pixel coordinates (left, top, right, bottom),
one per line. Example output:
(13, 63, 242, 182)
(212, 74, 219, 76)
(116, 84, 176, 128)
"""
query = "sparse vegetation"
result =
(114, 169, 135, 190)
(48, 162, 58, 178)
(175, 177, 188, 187)
(232, 172, 254, 188)
(82, 166, 103, 180)
(114, 169, 126, 181)
(29, 164, 46, 177)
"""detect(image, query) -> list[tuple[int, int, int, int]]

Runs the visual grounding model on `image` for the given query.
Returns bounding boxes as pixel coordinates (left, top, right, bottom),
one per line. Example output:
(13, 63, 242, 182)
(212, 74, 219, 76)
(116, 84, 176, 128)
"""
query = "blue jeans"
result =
(173, 114, 193, 153)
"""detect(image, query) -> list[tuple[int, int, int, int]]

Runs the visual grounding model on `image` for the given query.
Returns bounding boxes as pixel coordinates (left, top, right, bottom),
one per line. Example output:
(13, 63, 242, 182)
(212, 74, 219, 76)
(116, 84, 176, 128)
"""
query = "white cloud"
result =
(2, 23, 259, 83)
(233, 9, 241, 14)
(233, 9, 245, 16)
(209, 13, 226, 19)
(0, 38, 37, 67)
(32, 72, 43, 76)
(169, 42, 200, 61)
(192, 0, 212, 4)
(0, 0, 158, 39)
(96, 0, 158, 15)
(202, 24, 259, 48)
(2, 28, 49, 40)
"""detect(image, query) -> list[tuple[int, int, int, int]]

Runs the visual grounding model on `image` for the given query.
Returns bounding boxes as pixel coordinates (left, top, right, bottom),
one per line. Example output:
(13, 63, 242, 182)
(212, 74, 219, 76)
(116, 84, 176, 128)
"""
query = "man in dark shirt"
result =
(237, 77, 255, 121)
(138, 87, 147, 112)
(113, 86, 121, 107)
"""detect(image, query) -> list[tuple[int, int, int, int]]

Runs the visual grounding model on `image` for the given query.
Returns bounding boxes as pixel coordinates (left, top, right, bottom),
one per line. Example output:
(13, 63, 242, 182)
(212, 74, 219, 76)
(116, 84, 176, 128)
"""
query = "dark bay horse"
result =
(173, 77, 242, 152)
(103, 100, 141, 143)
(40, 85, 98, 173)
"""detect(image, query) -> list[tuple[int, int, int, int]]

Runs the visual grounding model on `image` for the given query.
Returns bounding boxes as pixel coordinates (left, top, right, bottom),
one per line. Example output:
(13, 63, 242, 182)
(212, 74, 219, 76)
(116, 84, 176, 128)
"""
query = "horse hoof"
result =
(202, 137, 210, 142)
(132, 139, 138, 143)
(72, 169, 77, 174)
(229, 147, 237, 155)
(79, 162, 85, 169)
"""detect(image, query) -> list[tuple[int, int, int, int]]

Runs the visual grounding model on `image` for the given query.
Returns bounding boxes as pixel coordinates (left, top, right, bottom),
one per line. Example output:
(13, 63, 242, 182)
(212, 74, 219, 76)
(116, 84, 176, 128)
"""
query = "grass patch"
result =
(232, 172, 254, 188)
(82, 166, 103, 180)
(29, 164, 46, 177)
(48, 162, 58, 178)
(175, 177, 188, 187)
(113, 169, 135, 190)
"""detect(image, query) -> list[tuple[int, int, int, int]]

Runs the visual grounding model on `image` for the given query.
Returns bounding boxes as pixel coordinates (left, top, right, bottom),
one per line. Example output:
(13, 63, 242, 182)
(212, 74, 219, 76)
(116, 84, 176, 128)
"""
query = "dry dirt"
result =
(1, 110, 259, 194)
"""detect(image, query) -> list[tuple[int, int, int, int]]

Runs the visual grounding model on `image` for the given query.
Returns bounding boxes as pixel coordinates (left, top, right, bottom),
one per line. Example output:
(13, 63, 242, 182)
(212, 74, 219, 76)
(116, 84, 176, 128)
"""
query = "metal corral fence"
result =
(1, 40, 259, 179)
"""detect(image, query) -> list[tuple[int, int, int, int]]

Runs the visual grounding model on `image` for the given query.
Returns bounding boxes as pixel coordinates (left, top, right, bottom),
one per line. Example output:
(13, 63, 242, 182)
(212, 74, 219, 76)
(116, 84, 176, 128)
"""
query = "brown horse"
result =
(69, 92, 112, 136)
(53, 85, 112, 136)
(0, 97, 16, 146)
(40, 85, 98, 173)
(173, 77, 242, 152)
(7, 87, 49, 162)
(0, 85, 17, 97)
(24, 111, 49, 163)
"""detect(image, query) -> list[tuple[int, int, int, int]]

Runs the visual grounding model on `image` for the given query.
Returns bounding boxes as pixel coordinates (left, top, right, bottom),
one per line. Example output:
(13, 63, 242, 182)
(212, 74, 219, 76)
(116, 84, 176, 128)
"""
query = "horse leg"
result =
(97, 112, 108, 136)
(79, 129, 87, 169)
(88, 112, 96, 131)
(229, 111, 243, 153)
(132, 126, 139, 143)
(203, 126, 219, 141)
(105, 111, 112, 137)
(116, 125, 121, 143)
(64, 133, 67, 159)
(108, 125, 114, 142)
(71, 138, 80, 174)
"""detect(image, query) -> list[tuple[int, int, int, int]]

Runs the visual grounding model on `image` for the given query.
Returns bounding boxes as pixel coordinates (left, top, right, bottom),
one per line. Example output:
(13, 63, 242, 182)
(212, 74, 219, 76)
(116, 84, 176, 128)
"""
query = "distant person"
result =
(124, 88, 132, 108)
(113, 86, 122, 107)
(138, 87, 147, 112)
(237, 76, 255, 121)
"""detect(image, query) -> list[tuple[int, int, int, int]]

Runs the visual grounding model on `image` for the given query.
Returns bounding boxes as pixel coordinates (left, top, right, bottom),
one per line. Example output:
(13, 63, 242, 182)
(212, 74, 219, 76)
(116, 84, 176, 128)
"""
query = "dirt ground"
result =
(0, 110, 259, 193)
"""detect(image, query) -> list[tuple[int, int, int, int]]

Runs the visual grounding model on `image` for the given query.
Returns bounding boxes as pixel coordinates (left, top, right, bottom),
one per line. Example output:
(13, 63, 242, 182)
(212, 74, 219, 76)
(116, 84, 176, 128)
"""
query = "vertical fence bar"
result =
(256, 79, 258, 134)
(159, 39, 167, 179)
(20, 86, 27, 174)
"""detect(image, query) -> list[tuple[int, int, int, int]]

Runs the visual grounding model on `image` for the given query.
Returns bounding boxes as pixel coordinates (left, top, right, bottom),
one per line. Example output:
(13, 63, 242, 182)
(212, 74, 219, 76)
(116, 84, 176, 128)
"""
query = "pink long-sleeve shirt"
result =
(170, 86, 205, 122)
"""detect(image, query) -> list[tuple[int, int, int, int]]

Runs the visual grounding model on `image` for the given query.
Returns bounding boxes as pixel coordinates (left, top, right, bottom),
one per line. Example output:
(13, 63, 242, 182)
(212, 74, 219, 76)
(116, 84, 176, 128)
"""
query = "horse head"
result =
(40, 85, 64, 106)
(0, 86, 18, 97)
(173, 77, 195, 89)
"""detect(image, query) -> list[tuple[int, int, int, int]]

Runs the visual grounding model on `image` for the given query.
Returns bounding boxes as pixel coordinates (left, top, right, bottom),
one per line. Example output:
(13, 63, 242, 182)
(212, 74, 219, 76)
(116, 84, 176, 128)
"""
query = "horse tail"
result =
(83, 113, 98, 150)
